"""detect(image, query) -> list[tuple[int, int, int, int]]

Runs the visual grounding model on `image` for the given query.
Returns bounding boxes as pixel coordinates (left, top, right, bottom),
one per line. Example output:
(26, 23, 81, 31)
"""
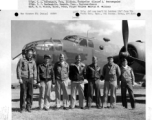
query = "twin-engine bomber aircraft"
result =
(12, 20, 145, 88)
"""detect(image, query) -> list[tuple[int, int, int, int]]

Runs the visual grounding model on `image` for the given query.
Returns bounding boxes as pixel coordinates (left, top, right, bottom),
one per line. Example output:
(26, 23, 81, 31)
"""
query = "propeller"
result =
(12, 53, 22, 60)
(12, 45, 34, 60)
(120, 20, 145, 67)
(120, 20, 129, 57)
(122, 20, 129, 52)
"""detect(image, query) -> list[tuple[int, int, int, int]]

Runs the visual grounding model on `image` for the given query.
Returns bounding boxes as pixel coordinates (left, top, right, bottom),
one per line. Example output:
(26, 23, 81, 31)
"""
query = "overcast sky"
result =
(11, 20, 145, 83)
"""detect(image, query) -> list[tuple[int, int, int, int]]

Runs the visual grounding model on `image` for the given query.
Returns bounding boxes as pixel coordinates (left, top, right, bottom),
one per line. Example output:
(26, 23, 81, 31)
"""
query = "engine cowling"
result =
(119, 41, 145, 65)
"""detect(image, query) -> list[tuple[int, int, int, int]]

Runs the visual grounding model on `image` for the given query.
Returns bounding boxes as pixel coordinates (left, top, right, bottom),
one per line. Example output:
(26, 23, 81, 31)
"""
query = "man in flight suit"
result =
(120, 58, 135, 109)
(54, 54, 69, 110)
(69, 55, 86, 109)
(102, 56, 121, 108)
(37, 55, 55, 111)
(17, 49, 37, 112)
(86, 56, 102, 109)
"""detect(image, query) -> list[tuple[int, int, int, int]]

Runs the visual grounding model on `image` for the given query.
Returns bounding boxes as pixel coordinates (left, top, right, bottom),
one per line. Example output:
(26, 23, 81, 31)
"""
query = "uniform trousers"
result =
(103, 81, 117, 107)
(121, 81, 135, 108)
(71, 82, 85, 108)
(20, 78, 33, 110)
(84, 84, 88, 101)
(55, 79, 69, 108)
(87, 80, 101, 107)
(39, 81, 52, 109)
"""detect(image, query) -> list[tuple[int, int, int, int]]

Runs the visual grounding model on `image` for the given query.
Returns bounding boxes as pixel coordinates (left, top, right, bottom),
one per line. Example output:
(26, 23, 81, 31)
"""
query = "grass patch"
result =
(12, 86, 145, 120)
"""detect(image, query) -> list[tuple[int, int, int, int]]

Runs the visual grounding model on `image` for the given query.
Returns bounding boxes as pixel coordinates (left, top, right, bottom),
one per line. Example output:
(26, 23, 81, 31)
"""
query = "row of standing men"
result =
(17, 49, 135, 113)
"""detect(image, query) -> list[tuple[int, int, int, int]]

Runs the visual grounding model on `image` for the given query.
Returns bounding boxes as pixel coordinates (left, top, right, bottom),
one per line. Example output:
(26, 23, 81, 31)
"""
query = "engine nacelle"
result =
(119, 41, 145, 65)
(119, 41, 145, 78)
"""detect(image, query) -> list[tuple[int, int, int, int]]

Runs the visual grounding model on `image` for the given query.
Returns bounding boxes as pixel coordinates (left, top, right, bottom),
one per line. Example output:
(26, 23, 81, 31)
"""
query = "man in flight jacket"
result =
(86, 56, 102, 109)
(69, 55, 86, 109)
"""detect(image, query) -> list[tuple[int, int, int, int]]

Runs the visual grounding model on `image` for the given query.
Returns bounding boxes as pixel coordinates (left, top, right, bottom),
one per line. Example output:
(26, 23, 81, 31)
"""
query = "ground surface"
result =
(12, 86, 145, 120)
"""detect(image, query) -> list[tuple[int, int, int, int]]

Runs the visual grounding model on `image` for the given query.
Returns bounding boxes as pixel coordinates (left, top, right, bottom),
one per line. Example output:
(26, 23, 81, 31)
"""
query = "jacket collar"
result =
(107, 63, 115, 67)
(72, 62, 84, 73)
(73, 62, 84, 67)
(122, 65, 128, 69)
(74, 62, 80, 66)
(24, 57, 34, 63)
(58, 61, 67, 66)
(43, 63, 51, 67)
(121, 65, 129, 70)
(90, 63, 99, 69)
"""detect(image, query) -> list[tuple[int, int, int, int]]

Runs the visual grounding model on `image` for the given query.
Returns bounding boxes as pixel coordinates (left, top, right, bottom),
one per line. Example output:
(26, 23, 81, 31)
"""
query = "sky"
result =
(11, 20, 145, 83)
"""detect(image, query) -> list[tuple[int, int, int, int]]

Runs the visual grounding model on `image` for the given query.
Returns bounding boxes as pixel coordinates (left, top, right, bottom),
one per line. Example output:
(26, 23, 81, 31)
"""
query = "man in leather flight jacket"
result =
(54, 54, 69, 110)
(69, 55, 86, 109)
(86, 56, 102, 109)
(17, 49, 37, 113)
(37, 54, 55, 111)
(102, 56, 121, 108)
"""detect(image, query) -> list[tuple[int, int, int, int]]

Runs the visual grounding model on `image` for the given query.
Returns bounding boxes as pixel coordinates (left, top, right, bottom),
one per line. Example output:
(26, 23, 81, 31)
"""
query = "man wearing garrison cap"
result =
(37, 54, 55, 111)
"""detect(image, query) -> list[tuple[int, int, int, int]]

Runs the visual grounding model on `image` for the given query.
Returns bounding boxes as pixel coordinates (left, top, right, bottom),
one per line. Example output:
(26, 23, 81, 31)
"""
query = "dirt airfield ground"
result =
(12, 85, 145, 120)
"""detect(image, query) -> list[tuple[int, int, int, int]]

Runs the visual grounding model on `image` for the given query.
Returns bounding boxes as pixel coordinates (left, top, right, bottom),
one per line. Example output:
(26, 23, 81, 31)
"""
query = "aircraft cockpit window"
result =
(53, 40, 62, 51)
(45, 42, 54, 51)
(63, 36, 78, 42)
(55, 45, 62, 51)
(53, 40, 62, 43)
(79, 38, 87, 47)
(88, 40, 94, 48)
(35, 42, 45, 50)
(25, 43, 35, 50)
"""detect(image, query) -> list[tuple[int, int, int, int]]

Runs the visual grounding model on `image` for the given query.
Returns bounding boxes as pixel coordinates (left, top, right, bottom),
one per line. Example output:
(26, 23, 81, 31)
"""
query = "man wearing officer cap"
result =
(102, 56, 121, 108)
(37, 54, 55, 111)
(119, 58, 135, 109)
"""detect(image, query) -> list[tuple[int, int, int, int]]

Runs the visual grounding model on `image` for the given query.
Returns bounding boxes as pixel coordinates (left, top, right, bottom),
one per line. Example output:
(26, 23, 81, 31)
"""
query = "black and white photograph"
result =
(0, 0, 152, 120)
(11, 20, 146, 120)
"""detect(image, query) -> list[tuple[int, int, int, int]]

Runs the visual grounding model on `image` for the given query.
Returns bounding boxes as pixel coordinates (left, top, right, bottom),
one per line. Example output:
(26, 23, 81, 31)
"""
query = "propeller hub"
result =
(120, 52, 129, 58)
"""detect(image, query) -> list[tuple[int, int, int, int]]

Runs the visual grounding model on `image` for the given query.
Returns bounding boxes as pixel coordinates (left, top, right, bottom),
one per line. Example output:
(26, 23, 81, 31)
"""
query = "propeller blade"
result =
(12, 53, 22, 60)
(128, 56, 145, 67)
(122, 20, 129, 52)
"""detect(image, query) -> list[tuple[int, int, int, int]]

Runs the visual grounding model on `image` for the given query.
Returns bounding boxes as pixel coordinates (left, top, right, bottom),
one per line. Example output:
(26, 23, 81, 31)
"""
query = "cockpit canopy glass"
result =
(88, 40, 94, 48)
(45, 41, 54, 51)
(63, 35, 79, 42)
(64, 35, 94, 48)
(35, 41, 45, 50)
(79, 38, 87, 47)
